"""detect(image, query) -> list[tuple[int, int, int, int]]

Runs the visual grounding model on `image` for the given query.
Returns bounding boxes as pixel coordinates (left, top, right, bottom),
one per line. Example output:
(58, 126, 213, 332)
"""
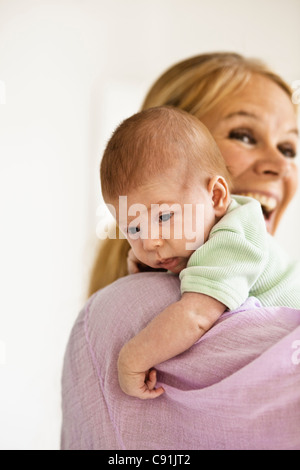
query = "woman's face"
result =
(201, 74, 298, 234)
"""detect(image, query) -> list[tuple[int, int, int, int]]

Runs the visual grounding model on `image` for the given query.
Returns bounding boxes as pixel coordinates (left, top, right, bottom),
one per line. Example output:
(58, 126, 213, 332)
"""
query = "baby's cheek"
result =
(132, 244, 147, 264)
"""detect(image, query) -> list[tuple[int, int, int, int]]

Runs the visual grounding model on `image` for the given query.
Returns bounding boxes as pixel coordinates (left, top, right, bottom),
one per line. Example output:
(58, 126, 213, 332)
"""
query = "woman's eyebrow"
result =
(223, 111, 298, 136)
(224, 110, 258, 120)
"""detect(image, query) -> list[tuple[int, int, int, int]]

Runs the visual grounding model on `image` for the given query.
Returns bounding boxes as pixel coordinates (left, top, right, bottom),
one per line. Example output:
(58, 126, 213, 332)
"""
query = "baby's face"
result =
(113, 171, 224, 274)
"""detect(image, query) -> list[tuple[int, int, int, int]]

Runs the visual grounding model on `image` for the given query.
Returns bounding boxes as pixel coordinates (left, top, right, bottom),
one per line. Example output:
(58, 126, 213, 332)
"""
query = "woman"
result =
(88, 52, 298, 295)
(61, 53, 300, 450)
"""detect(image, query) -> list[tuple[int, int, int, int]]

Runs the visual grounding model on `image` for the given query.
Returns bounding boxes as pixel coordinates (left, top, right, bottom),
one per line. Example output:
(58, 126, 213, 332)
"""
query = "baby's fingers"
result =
(146, 369, 158, 390)
(127, 249, 141, 274)
(143, 369, 165, 398)
(140, 384, 165, 400)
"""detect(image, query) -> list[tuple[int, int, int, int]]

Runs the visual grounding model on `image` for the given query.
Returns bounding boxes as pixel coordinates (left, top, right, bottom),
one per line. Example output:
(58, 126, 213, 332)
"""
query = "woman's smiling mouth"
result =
(236, 191, 279, 230)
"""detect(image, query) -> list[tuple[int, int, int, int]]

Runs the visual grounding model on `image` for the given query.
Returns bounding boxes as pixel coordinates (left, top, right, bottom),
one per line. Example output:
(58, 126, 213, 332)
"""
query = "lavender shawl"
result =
(61, 272, 300, 450)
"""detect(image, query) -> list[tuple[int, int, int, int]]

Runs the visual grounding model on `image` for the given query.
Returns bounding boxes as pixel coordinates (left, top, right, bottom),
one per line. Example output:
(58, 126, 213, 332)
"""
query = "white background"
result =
(0, 0, 299, 450)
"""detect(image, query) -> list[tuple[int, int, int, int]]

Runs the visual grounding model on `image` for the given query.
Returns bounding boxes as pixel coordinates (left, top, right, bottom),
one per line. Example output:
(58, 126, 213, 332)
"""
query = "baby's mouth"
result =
(237, 192, 278, 221)
(157, 257, 180, 270)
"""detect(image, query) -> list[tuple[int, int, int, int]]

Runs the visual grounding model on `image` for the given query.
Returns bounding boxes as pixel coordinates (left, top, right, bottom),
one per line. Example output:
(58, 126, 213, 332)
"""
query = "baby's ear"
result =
(207, 176, 231, 217)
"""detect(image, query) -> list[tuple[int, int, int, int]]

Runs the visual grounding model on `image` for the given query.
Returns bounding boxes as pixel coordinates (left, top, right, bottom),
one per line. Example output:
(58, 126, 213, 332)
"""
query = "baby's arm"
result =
(117, 292, 226, 399)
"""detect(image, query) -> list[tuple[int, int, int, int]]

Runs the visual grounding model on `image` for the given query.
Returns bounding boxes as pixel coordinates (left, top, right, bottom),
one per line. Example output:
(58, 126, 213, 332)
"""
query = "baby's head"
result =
(101, 106, 231, 273)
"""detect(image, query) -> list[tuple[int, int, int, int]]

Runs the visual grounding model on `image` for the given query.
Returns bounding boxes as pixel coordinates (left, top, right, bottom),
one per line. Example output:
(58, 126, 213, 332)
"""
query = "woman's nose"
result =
(254, 147, 291, 178)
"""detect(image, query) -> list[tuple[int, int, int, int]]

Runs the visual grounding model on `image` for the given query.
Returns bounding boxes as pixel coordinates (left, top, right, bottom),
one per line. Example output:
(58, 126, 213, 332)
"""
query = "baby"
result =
(100, 106, 300, 399)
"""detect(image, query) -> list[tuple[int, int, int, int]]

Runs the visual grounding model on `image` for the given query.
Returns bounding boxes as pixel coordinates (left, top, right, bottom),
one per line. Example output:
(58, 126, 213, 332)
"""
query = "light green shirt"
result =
(180, 195, 300, 310)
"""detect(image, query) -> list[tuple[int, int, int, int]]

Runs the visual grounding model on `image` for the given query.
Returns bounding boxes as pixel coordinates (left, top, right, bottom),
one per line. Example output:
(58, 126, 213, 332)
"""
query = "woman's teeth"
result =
(238, 192, 277, 212)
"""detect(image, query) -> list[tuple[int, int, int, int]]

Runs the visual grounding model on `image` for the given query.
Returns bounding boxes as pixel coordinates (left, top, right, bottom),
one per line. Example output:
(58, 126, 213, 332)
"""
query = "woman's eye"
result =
(228, 129, 256, 145)
(127, 226, 140, 235)
(278, 144, 297, 158)
(159, 213, 173, 223)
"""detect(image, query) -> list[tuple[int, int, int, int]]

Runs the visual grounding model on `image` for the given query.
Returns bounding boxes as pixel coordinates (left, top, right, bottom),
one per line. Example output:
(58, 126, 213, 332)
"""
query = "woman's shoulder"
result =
(65, 272, 181, 368)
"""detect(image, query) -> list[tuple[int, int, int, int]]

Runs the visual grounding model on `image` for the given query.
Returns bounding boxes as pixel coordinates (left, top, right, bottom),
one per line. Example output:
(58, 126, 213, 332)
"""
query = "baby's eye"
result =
(228, 129, 256, 145)
(159, 212, 173, 223)
(278, 144, 297, 158)
(127, 226, 140, 235)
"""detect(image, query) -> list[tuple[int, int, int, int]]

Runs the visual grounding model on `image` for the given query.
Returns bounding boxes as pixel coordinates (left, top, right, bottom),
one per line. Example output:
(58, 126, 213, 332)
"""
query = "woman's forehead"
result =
(224, 76, 294, 116)
(203, 75, 298, 132)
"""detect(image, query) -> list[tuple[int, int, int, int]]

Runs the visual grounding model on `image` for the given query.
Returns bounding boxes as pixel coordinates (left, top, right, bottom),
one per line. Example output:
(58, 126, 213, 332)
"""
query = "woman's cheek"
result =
(216, 141, 252, 178)
(284, 161, 298, 201)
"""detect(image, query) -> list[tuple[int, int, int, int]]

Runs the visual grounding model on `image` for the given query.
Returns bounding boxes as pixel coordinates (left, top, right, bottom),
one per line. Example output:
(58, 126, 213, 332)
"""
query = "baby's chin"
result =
(168, 261, 188, 274)
(169, 268, 183, 274)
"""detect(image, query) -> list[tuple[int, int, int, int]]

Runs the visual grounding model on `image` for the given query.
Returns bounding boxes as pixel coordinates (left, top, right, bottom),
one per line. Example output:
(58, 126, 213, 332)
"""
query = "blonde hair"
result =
(101, 106, 231, 203)
(88, 52, 295, 296)
(142, 52, 295, 116)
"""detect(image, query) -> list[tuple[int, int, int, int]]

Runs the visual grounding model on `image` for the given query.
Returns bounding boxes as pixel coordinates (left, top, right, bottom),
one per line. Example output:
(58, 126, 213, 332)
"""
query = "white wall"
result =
(0, 0, 299, 450)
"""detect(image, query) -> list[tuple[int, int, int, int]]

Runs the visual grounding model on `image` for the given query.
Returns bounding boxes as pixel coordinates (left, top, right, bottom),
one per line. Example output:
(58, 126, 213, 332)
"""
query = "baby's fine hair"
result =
(100, 106, 231, 201)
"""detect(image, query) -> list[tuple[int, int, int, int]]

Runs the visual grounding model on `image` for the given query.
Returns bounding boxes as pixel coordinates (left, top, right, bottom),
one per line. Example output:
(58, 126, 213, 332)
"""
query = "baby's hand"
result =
(127, 248, 153, 274)
(117, 355, 165, 400)
(127, 248, 167, 274)
(127, 248, 142, 274)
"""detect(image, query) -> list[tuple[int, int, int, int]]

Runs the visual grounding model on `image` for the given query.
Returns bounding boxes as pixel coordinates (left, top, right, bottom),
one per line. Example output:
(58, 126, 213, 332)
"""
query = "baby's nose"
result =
(142, 238, 163, 251)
